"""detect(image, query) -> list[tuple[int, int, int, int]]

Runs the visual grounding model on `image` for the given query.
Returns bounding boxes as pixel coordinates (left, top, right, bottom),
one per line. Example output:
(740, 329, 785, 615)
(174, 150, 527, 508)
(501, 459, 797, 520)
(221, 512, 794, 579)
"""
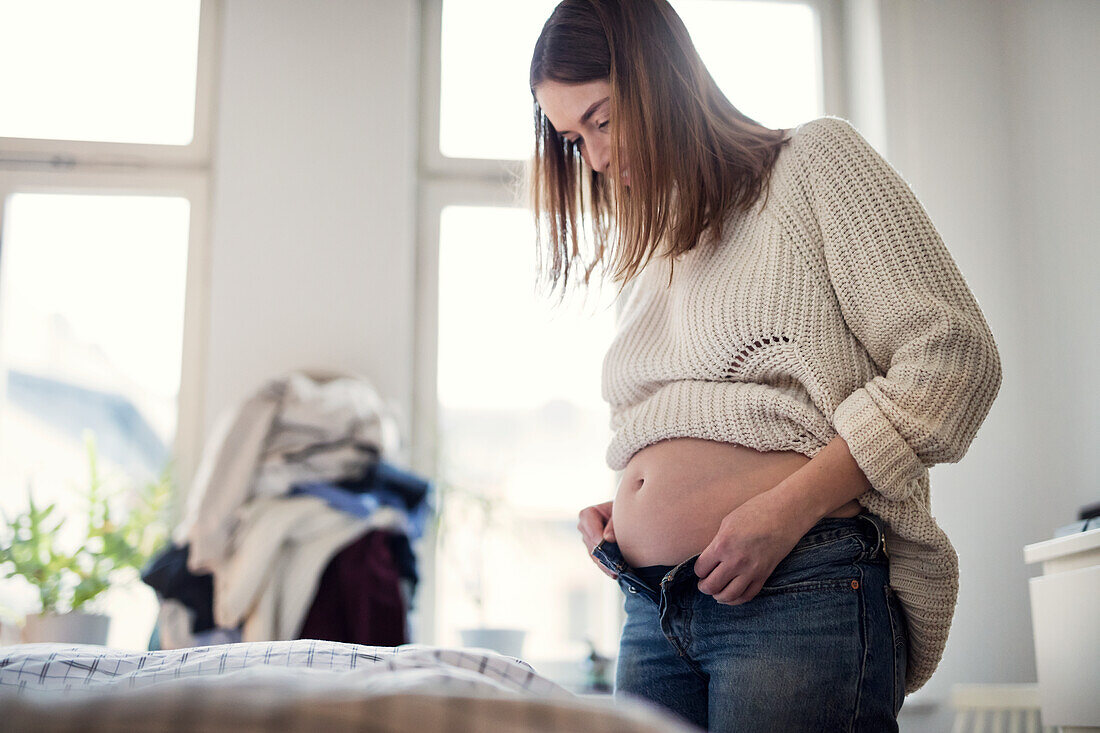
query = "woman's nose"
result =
(588, 141, 611, 174)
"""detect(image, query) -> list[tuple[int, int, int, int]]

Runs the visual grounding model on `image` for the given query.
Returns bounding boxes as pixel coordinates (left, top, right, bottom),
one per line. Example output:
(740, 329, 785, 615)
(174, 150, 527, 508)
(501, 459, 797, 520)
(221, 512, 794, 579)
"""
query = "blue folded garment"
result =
(289, 481, 430, 541)
(290, 482, 380, 518)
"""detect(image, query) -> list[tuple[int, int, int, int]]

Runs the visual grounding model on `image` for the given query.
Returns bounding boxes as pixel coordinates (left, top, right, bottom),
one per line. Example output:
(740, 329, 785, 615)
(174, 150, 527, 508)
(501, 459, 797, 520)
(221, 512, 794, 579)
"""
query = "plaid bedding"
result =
(0, 639, 567, 696)
(0, 640, 704, 732)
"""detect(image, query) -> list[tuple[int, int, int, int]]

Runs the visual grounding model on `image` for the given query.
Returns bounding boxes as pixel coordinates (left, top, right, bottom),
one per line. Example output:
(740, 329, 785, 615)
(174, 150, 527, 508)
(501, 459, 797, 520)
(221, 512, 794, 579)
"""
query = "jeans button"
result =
(628, 585, 638, 593)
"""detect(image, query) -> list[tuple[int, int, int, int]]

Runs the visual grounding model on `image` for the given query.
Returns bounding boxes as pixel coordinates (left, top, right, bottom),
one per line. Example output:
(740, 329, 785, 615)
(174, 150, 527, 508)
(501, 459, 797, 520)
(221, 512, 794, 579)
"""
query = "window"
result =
(0, 193, 191, 502)
(416, 0, 838, 690)
(433, 204, 619, 663)
(0, 0, 202, 146)
(432, 0, 837, 163)
(0, 0, 216, 164)
(0, 0, 218, 649)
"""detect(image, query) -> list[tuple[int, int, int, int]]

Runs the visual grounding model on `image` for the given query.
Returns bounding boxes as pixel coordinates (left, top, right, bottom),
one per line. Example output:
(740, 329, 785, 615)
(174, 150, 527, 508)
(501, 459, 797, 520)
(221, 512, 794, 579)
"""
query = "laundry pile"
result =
(141, 369, 432, 649)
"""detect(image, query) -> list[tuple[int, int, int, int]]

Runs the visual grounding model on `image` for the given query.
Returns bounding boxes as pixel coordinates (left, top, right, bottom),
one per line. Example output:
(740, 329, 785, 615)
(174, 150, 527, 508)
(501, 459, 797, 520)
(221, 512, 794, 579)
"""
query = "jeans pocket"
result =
(884, 584, 908, 714)
(760, 534, 865, 592)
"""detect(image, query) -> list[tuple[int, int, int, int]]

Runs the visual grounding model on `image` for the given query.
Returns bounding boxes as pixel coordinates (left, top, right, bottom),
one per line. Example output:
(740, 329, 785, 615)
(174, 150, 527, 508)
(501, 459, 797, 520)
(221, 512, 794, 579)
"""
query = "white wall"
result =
(863, 1, 1100, 730)
(204, 0, 419, 446)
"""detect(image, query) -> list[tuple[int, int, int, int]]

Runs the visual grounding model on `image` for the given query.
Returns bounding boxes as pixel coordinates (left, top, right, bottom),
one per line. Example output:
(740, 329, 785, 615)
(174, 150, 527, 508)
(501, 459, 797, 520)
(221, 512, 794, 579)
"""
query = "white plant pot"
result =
(22, 612, 110, 645)
(459, 627, 527, 658)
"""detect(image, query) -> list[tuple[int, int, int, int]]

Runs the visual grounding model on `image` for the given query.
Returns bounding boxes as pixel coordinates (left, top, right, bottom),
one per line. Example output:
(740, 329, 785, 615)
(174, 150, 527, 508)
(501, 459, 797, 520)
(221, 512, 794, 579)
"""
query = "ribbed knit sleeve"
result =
(801, 118, 1003, 502)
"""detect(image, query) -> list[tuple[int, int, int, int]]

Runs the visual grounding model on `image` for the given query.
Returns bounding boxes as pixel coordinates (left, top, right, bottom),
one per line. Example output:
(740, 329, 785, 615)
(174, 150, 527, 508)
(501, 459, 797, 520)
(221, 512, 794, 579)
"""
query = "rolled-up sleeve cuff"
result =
(832, 387, 927, 502)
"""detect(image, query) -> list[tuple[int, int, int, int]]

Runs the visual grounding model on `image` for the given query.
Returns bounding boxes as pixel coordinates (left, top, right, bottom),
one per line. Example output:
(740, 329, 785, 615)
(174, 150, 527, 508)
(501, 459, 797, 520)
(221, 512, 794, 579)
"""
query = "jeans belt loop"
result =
(871, 514, 889, 559)
(860, 512, 888, 560)
(874, 514, 889, 559)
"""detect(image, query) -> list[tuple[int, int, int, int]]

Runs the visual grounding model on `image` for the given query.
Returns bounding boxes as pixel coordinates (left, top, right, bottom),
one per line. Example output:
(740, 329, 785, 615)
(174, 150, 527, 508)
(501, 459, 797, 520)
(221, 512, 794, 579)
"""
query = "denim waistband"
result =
(798, 511, 886, 555)
(595, 510, 888, 593)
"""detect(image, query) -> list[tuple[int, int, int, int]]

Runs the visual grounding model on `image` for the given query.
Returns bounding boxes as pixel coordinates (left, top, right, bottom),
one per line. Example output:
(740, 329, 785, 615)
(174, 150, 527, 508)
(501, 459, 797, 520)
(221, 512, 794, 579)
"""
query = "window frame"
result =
(412, 0, 845, 649)
(0, 0, 221, 520)
(0, 0, 220, 168)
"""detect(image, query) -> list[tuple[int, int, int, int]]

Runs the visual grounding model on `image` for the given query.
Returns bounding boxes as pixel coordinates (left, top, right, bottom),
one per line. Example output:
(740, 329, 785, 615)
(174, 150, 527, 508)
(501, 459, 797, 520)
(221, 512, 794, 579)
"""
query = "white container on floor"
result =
(459, 627, 527, 658)
(1024, 527, 1100, 731)
(22, 612, 110, 645)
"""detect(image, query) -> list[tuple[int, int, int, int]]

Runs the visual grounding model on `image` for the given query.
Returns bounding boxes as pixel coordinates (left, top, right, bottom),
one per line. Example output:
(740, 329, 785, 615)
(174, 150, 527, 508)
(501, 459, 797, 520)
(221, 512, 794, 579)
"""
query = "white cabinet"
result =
(1024, 527, 1100, 731)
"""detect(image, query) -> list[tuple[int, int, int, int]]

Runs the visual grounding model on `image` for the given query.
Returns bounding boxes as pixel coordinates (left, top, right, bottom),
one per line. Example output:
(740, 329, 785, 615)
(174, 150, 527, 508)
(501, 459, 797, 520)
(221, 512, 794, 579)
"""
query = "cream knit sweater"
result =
(601, 116, 1002, 693)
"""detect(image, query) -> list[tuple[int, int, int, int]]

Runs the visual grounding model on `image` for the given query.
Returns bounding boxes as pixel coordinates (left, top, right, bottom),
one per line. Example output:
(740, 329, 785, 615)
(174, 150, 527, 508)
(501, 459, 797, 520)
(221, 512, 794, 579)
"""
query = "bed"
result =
(0, 639, 703, 732)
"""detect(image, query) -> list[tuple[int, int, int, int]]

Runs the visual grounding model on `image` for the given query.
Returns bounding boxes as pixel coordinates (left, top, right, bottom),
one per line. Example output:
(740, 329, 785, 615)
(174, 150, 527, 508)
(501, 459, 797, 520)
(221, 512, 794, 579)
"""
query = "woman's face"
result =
(534, 78, 630, 185)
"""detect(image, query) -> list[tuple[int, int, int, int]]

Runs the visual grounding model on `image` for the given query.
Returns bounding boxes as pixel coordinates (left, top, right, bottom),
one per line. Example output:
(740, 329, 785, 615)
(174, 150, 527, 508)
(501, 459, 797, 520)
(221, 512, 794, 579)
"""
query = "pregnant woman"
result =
(528, 1, 1002, 731)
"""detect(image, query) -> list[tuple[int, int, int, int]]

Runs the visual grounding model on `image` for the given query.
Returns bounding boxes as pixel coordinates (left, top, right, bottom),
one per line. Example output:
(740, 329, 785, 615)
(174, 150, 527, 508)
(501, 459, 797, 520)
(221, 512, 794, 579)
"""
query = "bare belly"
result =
(611, 437, 863, 568)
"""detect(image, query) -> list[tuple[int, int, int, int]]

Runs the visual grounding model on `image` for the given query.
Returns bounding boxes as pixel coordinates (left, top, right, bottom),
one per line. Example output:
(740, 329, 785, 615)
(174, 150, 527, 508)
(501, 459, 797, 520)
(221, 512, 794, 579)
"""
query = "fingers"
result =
(693, 550, 719, 580)
(697, 567, 762, 605)
(726, 578, 765, 606)
(711, 574, 752, 604)
(696, 561, 734, 595)
(580, 502, 618, 579)
(577, 508, 604, 549)
(580, 502, 616, 547)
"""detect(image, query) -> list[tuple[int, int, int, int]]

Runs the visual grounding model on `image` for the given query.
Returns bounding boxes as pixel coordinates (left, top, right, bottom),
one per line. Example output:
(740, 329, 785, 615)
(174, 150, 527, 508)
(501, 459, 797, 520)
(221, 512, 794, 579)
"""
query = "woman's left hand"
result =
(693, 489, 817, 606)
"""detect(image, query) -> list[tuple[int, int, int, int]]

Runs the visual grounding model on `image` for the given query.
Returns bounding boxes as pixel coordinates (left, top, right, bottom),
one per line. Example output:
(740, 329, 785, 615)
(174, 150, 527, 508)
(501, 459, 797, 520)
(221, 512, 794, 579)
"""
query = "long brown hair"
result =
(528, 0, 792, 302)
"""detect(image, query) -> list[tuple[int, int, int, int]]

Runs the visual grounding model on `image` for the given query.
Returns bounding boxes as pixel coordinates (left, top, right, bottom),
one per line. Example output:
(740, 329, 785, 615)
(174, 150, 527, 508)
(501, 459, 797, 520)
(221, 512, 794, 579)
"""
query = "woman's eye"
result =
(599, 120, 609, 131)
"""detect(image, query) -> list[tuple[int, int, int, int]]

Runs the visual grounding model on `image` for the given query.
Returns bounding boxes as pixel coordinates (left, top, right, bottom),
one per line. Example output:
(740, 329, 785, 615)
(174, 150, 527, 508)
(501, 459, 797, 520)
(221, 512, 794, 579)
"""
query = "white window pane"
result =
(0, 0, 201, 145)
(439, 0, 820, 160)
(437, 205, 614, 512)
(670, 0, 822, 129)
(435, 205, 621, 682)
(0, 192, 190, 648)
(439, 0, 562, 160)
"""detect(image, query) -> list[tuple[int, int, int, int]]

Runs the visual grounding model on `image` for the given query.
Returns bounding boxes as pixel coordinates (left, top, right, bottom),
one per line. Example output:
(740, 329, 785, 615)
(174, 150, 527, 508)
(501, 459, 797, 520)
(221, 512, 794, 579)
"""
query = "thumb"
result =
(603, 518, 616, 542)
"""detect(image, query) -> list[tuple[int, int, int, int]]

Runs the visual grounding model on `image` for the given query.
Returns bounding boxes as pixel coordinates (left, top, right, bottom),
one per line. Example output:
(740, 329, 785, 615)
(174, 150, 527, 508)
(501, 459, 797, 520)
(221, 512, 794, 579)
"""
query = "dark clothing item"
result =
(632, 563, 676, 592)
(298, 529, 407, 646)
(336, 459, 430, 505)
(384, 531, 418, 592)
(141, 544, 215, 633)
(288, 483, 420, 594)
(290, 457, 429, 604)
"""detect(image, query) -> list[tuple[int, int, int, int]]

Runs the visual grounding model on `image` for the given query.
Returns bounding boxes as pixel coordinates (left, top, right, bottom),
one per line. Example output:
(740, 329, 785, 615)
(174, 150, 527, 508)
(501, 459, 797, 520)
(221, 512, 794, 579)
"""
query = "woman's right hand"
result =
(578, 500, 618, 579)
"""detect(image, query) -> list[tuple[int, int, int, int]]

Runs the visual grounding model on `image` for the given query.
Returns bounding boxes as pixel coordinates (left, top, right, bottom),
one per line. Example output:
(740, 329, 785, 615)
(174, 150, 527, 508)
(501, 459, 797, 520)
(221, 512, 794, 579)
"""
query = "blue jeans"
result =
(592, 511, 908, 732)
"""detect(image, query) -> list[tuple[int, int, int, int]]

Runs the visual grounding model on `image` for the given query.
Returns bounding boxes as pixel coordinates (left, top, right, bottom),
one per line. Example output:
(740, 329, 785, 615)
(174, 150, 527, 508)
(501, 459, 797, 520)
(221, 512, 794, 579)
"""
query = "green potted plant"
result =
(0, 431, 173, 644)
